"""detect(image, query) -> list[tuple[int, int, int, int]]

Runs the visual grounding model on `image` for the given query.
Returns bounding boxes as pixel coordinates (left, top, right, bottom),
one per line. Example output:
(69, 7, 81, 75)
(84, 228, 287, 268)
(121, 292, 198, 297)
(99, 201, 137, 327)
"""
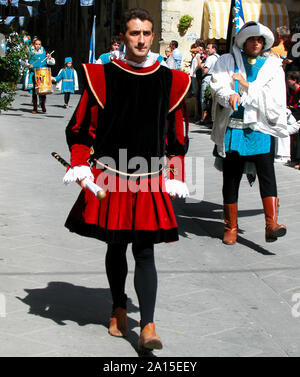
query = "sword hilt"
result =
(51, 152, 107, 201)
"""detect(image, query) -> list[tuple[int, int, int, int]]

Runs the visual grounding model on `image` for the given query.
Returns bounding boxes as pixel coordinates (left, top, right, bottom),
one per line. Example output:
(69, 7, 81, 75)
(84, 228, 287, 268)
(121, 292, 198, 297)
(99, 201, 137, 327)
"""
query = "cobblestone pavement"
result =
(0, 89, 300, 357)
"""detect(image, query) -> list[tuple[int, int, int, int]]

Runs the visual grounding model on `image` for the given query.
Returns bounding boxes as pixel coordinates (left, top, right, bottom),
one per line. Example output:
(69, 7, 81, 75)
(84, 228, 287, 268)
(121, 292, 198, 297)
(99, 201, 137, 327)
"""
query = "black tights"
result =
(32, 93, 46, 104)
(223, 139, 277, 203)
(64, 93, 71, 105)
(105, 242, 157, 330)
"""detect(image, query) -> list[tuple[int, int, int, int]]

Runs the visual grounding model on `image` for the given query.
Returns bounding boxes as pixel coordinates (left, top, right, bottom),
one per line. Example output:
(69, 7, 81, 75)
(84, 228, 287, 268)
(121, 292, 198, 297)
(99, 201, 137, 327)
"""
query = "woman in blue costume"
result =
(52, 57, 79, 108)
(25, 38, 55, 114)
(210, 22, 289, 245)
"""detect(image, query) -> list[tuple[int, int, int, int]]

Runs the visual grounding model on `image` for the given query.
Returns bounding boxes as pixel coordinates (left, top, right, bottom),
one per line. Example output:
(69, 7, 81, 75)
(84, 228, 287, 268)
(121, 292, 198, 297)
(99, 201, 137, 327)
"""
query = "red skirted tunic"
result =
(65, 59, 191, 244)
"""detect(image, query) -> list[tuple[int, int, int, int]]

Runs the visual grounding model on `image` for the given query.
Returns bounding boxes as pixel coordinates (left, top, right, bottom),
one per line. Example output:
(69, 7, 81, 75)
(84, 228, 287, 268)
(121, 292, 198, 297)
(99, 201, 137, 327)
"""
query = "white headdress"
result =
(235, 21, 274, 52)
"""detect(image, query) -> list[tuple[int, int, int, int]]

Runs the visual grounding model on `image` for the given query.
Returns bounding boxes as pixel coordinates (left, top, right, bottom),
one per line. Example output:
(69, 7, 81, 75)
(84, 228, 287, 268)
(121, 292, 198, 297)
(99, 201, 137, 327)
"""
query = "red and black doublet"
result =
(65, 59, 190, 244)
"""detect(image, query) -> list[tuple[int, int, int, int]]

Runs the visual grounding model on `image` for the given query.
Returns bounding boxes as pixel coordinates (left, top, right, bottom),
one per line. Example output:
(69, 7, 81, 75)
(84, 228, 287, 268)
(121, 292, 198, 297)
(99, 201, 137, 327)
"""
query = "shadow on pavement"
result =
(2, 113, 23, 116)
(16, 281, 156, 356)
(50, 104, 68, 108)
(45, 115, 65, 118)
(6, 107, 33, 113)
(190, 129, 212, 135)
(7, 107, 64, 118)
(175, 200, 275, 255)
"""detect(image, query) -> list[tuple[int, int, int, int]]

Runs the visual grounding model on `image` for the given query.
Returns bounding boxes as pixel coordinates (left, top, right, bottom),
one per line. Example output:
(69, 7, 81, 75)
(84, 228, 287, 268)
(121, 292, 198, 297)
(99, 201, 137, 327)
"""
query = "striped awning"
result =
(202, 0, 289, 40)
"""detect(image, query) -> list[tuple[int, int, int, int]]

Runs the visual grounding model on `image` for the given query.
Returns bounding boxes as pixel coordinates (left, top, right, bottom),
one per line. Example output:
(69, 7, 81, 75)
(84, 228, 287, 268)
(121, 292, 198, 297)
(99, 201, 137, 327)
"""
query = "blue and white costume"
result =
(53, 57, 79, 108)
(25, 46, 55, 93)
(54, 66, 79, 93)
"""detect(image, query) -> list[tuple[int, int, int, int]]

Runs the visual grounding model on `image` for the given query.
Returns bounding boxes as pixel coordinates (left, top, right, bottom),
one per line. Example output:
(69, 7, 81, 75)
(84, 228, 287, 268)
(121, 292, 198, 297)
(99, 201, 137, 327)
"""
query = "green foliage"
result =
(0, 82, 15, 111)
(178, 15, 194, 35)
(0, 32, 28, 112)
(204, 84, 212, 101)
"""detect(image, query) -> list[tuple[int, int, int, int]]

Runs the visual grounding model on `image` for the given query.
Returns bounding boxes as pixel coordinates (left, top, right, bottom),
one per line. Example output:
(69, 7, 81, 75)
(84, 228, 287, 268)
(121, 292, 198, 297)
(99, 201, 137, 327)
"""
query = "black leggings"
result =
(32, 93, 46, 103)
(105, 242, 157, 330)
(222, 139, 277, 204)
(64, 93, 71, 105)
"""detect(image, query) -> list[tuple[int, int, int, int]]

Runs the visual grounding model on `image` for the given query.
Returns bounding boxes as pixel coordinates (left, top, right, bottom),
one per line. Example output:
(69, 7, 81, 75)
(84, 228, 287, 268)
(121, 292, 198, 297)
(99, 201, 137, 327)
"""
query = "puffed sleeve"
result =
(65, 64, 106, 167)
(165, 70, 191, 184)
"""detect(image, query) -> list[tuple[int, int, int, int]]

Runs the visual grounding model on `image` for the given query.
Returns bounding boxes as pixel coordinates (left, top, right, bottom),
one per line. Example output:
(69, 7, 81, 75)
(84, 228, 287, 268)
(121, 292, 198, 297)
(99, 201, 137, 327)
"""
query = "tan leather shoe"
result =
(108, 307, 128, 337)
(138, 323, 163, 351)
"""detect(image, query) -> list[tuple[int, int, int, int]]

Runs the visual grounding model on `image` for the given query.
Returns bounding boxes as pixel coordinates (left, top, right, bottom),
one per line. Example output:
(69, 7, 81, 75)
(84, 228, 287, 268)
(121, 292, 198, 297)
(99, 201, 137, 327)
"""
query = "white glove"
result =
(165, 179, 189, 198)
(63, 165, 94, 185)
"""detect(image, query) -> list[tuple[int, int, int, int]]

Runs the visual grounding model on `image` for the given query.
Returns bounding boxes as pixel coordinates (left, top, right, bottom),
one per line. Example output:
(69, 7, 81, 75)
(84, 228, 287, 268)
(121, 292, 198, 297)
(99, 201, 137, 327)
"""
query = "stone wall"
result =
(160, 0, 204, 72)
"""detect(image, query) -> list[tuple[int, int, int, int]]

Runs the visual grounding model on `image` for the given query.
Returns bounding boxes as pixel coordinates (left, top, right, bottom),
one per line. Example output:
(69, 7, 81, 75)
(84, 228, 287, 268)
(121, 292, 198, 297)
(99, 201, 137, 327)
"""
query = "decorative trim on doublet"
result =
(169, 71, 191, 113)
(82, 63, 106, 109)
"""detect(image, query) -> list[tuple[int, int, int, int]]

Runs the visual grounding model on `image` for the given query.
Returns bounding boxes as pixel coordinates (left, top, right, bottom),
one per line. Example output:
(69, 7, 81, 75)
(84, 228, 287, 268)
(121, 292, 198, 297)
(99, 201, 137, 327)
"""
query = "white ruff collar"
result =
(31, 46, 45, 55)
(120, 51, 159, 68)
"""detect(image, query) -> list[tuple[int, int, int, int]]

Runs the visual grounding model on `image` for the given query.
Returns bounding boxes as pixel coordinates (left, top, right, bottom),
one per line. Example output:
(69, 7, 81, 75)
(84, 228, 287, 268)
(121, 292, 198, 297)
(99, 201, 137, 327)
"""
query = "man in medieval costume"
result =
(210, 21, 289, 245)
(63, 8, 190, 353)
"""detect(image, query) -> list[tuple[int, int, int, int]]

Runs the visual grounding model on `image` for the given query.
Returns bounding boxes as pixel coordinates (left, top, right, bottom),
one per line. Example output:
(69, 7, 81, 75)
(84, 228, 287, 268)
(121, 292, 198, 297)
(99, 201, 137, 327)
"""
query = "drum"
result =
(34, 67, 53, 95)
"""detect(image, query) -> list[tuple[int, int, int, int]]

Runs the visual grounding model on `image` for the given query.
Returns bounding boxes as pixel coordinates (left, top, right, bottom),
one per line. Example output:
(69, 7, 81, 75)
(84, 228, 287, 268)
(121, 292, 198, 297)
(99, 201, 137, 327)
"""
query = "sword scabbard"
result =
(51, 152, 70, 168)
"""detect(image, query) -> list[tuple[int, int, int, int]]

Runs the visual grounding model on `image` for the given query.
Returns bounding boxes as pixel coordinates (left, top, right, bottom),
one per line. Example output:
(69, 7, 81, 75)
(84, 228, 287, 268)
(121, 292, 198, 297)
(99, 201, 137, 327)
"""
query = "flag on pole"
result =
(80, 0, 94, 6)
(233, 0, 245, 98)
(4, 16, 15, 25)
(27, 6, 38, 17)
(233, 0, 245, 35)
(10, 0, 19, 7)
(226, 0, 245, 108)
(19, 16, 25, 27)
(89, 15, 96, 63)
(226, 0, 245, 52)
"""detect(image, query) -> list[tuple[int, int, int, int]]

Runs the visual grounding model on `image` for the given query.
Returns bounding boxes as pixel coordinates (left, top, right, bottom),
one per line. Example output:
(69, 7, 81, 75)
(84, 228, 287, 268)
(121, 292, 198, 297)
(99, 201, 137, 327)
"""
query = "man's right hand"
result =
(229, 93, 241, 111)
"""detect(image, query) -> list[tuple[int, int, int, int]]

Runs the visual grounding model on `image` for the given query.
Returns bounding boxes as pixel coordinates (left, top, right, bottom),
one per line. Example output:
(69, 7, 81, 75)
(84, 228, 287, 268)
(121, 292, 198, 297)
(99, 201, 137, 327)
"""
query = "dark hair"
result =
(64, 62, 73, 69)
(206, 43, 217, 50)
(121, 8, 154, 34)
(111, 35, 121, 46)
(171, 40, 178, 49)
(287, 71, 300, 84)
(195, 39, 205, 49)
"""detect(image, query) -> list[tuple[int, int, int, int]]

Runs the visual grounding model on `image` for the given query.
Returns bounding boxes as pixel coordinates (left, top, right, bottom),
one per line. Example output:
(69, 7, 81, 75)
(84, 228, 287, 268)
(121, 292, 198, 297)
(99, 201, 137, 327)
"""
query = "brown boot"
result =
(223, 203, 238, 245)
(262, 197, 287, 242)
(108, 307, 128, 337)
(138, 323, 163, 351)
(32, 97, 38, 114)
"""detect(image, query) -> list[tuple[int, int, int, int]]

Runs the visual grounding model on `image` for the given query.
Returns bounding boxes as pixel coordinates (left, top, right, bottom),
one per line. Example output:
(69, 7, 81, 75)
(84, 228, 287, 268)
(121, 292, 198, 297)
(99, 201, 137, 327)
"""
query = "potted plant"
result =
(178, 15, 194, 36)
